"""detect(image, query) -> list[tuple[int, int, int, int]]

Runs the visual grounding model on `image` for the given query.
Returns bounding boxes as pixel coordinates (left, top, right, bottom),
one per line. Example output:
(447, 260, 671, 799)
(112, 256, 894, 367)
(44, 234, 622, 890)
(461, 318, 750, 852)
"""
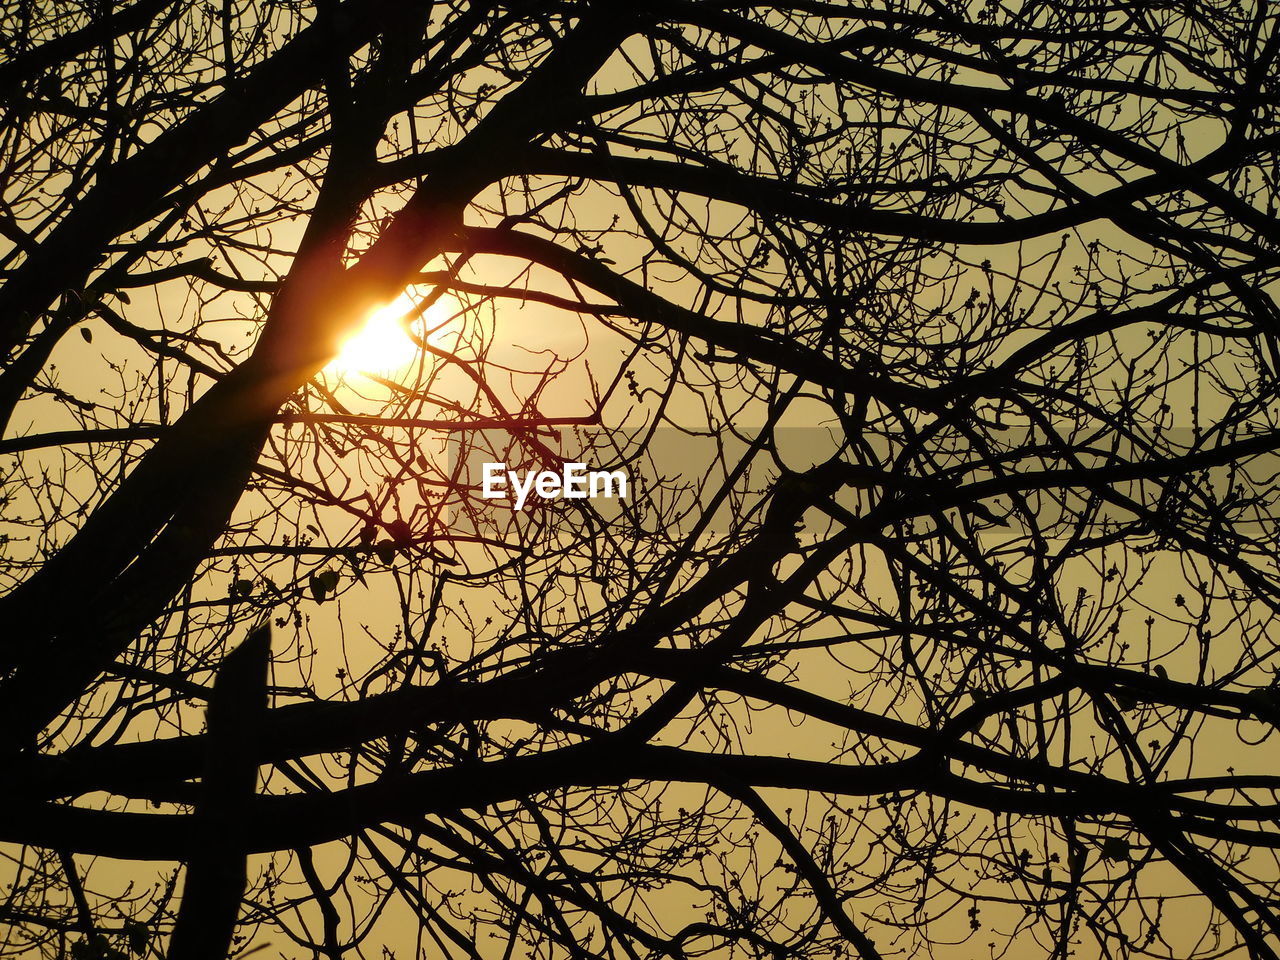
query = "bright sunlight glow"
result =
(328, 294, 423, 377)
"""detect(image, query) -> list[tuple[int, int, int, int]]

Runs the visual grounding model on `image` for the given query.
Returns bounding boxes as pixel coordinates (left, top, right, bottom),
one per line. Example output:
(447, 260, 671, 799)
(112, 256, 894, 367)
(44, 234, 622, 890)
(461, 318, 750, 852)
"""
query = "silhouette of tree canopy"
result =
(4, 1, 1280, 958)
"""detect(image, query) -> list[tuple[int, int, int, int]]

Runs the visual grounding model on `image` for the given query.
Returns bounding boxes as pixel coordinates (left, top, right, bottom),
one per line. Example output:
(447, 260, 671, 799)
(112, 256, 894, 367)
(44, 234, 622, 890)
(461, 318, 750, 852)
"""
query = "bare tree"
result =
(4, 1, 1280, 958)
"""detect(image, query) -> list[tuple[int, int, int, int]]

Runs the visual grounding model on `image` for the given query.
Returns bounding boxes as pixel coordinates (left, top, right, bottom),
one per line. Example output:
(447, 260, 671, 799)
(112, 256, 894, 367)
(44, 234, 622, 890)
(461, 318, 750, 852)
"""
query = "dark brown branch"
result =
(167, 625, 270, 960)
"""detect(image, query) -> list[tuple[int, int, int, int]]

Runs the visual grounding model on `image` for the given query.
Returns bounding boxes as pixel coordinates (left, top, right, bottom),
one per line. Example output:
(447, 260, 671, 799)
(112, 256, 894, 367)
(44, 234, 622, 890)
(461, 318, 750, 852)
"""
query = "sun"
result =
(328, 294, 422, 377)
